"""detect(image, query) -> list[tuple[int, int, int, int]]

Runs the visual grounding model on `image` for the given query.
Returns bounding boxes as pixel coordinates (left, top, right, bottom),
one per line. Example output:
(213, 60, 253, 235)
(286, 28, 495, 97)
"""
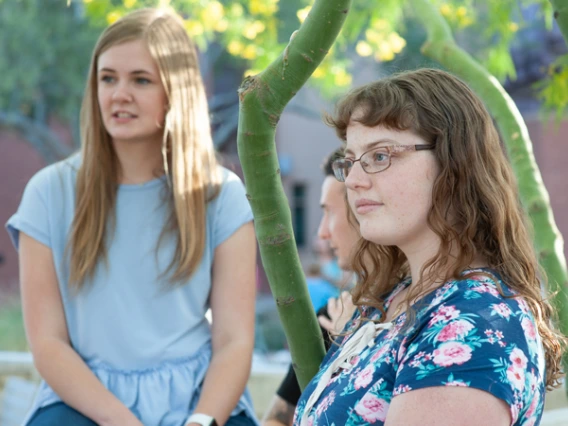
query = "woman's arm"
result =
(262, 395, 296, 426)
(19, 233, 142, 426)
(385, 386, 510, 426)
(189, 222, 256, 425)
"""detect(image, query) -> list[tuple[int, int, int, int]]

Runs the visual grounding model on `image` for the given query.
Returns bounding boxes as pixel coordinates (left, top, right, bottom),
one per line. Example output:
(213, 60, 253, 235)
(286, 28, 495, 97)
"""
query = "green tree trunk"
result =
(237, 0, 352, 389)
(550, 0, 568, 44)
(411, 0, 568, 391)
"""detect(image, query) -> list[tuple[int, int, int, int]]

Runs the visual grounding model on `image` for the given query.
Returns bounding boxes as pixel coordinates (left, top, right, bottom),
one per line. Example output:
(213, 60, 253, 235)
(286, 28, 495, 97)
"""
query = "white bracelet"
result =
(185, 413, 218, 426)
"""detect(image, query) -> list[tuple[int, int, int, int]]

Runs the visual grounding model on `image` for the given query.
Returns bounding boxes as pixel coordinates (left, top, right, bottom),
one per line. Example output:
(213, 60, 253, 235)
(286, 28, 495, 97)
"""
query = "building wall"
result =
(0, 119, 74, 293)
(0, 131, 46, 292)
(527, 117, 568, 263)
(277, 97, 341, 266)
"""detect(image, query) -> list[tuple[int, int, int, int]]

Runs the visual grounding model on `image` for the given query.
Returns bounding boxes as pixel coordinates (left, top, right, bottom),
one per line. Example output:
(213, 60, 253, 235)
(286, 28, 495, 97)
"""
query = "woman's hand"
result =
(318, 291, 356, 335)
(100, 411, 143, 426)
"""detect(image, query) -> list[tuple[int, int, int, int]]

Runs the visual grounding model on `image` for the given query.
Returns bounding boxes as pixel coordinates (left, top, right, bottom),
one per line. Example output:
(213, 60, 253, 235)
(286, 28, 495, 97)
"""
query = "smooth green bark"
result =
(412, 0, 568, 387)
(550, 0, 568, 45)
(237, 0, 352, 389)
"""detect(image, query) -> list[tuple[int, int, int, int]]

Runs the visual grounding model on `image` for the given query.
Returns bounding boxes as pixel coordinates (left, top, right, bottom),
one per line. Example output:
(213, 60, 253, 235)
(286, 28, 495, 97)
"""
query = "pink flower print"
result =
(506, 366, 525, 392)
(370, 344, 390, 363)
(429, 305, 460, 325)
(484, 329, 493, 336)
(528, 370, 538, 393)
(397, 338, 407, 363)
(354, 365, 375, 390)
(509, 348, 528, 369)
(430, 284, 452, 306)
(472, 283, 500, 298)
(517, 298, 530, 315)
(393, 384, 412, 395)
(498, 341, 506, 348)
(349, 355, 361, 368)
(525, 389, 539, 418)
(315, 390, 336, 417)
(433, 342, 473, 367)
(521, 317, 537, 340)
(491, 303, 512, 319)
(495, 330, 504, 339)
(510, 402, 520, 424)
(437, 320, 474, 342)
(354, 393, 390, 423)
(445, 380, 468, 387)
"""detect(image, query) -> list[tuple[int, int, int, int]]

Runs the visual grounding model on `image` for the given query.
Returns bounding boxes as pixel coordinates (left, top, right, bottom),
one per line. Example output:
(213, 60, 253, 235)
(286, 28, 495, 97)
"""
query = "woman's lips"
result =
(354, 199, 383, 214)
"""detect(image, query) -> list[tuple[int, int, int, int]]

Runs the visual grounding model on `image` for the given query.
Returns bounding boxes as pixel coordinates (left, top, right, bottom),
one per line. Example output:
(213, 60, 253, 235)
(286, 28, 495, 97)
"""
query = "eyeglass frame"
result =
(331, 144, 435, 182)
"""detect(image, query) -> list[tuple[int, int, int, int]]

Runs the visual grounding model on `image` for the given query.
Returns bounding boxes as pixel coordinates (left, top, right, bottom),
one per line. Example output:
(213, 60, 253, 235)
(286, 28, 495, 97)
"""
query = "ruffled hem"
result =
(23, 343, 259, 426)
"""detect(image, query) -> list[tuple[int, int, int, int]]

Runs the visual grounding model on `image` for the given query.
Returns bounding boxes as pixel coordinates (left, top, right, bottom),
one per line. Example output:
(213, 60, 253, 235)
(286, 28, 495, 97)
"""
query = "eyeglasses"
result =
(331, 144, 434, 182)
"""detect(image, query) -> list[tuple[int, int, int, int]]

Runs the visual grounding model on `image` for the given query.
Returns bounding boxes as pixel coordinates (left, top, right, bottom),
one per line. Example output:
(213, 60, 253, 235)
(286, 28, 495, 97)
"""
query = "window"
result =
(292, 183, 306, 247)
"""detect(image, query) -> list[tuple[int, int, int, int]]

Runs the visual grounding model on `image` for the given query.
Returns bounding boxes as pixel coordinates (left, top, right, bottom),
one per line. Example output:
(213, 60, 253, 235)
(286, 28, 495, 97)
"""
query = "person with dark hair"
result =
(262, 148, 358, 426)
(293, 68, 566, 426)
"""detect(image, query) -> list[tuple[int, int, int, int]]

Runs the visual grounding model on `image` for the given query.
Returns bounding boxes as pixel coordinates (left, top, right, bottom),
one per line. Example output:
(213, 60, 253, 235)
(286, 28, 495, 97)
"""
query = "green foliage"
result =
(0, 300, 27, 351)
(535, 54, 568, 120)
(0, 0, 100, 124)
(80, 0, 566, 111)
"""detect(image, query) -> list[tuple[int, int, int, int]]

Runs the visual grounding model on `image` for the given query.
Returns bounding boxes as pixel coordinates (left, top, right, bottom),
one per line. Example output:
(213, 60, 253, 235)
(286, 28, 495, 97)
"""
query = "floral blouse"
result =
(293, 270, 546, 426)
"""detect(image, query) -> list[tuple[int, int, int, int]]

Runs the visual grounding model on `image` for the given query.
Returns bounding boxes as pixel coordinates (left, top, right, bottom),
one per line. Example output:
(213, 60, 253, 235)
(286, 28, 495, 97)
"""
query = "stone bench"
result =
(1, 351, 566, 425)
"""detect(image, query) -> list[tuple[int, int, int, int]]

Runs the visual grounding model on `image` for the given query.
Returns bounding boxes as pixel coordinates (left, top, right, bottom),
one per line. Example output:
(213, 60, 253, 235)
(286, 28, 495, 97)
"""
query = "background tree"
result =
(25, 0, 568, 389)
(0, 0, 100, 162)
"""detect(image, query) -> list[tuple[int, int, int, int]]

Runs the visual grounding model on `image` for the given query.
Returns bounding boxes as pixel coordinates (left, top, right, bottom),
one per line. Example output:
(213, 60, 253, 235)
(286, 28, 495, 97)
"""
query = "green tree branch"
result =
(237, 0, 352, 389)
(550, 0, 568, 44)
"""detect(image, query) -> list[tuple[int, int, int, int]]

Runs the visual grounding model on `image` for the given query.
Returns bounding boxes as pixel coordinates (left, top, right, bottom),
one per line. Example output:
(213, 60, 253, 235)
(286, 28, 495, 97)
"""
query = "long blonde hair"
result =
(69, 8, 221, 288)
(326, 68, 566, 389)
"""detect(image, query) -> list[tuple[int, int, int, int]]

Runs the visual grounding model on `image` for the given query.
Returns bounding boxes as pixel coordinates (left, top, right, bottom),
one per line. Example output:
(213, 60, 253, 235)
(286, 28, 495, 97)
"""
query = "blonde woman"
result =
(7, 8, 257, 426)
(293, 68, 566, 426)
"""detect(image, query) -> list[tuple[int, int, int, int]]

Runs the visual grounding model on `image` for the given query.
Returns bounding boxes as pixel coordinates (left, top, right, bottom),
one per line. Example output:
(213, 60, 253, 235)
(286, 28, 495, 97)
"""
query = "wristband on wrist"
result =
(185, 413, 218, 426)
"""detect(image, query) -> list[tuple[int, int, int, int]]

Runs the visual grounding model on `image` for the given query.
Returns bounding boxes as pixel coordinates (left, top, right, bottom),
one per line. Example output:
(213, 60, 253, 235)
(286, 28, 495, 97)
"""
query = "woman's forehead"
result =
(345, 125, 421, 155)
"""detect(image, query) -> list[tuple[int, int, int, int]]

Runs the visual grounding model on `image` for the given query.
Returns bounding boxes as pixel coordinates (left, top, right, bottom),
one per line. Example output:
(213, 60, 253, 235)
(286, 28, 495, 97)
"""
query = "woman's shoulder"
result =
(26, 153, 81, 193)
(417, 269, 540, 350)
(217, 165, 245, 187)
(209, 165, 249, 207)
(427, 269, 519, 308)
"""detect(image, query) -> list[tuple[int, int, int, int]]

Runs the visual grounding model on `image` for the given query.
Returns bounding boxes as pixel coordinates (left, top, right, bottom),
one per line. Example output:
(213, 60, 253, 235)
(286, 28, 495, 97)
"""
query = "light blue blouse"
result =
(6, 155, 258, 426)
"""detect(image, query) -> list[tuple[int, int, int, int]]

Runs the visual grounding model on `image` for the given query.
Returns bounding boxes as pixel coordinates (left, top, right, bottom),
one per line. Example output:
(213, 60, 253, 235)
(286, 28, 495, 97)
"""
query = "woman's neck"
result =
(401, 234, 488, 290)
(112, 138, 165, 184)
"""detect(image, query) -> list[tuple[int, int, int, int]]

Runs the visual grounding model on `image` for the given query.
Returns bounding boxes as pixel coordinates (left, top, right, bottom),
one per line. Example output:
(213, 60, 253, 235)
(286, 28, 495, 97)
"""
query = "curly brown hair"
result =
(325, 68, 566, 390)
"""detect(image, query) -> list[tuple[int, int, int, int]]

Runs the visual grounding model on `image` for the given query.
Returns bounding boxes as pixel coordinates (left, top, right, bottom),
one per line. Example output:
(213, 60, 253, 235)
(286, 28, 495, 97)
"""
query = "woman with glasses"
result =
(293, 68, 566, 426)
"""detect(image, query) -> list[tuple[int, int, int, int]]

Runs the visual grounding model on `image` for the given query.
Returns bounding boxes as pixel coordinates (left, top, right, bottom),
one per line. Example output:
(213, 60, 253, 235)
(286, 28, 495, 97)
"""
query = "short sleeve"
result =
(5, 167, 53, 250)
(212, 169, 253, 248)
(393, 284, 543, 422)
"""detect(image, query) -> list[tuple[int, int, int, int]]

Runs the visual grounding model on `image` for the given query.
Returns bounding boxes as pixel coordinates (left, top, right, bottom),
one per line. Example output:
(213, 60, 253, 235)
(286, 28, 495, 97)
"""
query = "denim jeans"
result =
(27, 402, 256, 426)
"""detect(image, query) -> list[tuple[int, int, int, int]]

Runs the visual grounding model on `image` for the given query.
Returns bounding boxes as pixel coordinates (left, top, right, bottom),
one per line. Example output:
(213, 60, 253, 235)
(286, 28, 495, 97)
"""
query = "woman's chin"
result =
(360, 229, 392, 246)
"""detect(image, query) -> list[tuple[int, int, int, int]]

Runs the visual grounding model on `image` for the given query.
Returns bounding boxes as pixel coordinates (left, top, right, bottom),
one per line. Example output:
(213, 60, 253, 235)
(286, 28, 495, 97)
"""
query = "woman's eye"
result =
(100, 75, 114, 83)
(136, 78, 151, 85)
(373, 152, 389, 162)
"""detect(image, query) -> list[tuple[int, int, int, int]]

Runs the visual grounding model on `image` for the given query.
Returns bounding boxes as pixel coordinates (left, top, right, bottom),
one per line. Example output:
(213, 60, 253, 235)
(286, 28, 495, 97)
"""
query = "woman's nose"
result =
(345, 160, 370, 191)
(112, 85, 133, 102)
